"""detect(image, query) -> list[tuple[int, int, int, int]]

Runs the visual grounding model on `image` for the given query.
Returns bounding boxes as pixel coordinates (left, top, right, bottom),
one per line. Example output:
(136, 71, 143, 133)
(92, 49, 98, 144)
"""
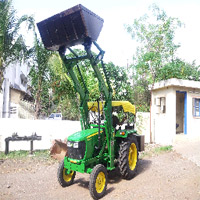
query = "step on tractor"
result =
(37, 4, 144, 199)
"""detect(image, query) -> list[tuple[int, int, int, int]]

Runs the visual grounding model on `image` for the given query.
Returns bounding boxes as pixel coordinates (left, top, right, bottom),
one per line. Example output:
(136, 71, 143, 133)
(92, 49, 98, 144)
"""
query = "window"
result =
(193, 98, 200, 117)
(20, 73, 27, 86)
(155, 97, 166, 114)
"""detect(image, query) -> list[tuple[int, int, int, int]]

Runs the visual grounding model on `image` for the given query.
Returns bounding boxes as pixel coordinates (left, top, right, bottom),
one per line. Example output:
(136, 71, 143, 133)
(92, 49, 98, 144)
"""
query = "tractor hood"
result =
(68, 128, 101, 142)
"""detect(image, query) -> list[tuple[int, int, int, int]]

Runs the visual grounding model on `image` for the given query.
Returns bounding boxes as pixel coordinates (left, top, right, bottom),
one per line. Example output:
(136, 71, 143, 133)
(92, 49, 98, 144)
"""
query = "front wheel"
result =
(89, 164, 108, 199)
(118, 135, 139, 180)
(57, 159, 76, 187)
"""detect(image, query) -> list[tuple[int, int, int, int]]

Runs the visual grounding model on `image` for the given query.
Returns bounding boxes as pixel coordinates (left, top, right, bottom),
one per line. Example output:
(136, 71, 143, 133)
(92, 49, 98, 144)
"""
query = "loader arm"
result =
(59, 41, 115, 169)
(59, 49, 89, 130)
(84, 43, 115, 169)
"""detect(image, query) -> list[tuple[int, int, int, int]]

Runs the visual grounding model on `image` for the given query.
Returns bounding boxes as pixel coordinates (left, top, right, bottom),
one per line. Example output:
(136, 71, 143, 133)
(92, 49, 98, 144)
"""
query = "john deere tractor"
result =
(37, 4, 144, 199)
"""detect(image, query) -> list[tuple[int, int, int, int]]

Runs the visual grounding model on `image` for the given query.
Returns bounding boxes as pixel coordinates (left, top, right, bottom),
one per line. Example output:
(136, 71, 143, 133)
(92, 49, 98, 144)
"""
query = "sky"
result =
(13, 0, 200, 67)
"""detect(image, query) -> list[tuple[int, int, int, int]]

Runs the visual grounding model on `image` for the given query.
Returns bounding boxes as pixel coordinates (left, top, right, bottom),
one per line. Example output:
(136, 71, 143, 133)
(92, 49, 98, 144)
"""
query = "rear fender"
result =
(115, 131, 145, 152)
(115, 130, 136, 139)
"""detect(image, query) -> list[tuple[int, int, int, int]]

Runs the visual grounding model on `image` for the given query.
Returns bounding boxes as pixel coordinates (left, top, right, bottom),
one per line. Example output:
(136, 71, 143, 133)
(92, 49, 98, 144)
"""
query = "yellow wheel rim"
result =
(95, 172, 106, 193)
(128, 143, 137, 170)
(63, 168, 74, 182)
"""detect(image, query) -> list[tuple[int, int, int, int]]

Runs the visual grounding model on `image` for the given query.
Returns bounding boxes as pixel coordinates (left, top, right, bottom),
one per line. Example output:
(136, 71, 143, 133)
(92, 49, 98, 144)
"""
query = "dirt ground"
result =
(0, 147, 200, 200)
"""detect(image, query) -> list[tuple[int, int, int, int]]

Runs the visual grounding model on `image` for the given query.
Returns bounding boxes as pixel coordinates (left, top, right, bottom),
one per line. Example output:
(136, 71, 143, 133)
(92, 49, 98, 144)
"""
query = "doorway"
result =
(176, 91, 187, 134)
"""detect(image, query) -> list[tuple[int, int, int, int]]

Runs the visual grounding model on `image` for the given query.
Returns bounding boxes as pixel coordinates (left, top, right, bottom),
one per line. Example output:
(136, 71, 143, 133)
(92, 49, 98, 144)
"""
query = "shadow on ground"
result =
(70, 158, 152, 197)
(108, 158, 152, 183)
(136, 159, 152, 175)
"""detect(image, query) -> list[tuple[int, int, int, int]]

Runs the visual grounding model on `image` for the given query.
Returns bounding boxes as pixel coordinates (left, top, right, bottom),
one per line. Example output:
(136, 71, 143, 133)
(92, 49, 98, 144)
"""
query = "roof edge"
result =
(152, 78, 200, 90)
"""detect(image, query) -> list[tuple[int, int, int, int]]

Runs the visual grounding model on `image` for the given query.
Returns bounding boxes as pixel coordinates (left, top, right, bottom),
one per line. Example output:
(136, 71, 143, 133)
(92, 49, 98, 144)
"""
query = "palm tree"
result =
(0, 0, 34, 90)
(29, 37, 53, 119)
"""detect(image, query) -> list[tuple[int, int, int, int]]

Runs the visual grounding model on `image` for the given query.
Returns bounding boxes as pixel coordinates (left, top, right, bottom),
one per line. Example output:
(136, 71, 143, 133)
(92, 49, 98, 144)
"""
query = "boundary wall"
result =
(0, 119, 81, 152)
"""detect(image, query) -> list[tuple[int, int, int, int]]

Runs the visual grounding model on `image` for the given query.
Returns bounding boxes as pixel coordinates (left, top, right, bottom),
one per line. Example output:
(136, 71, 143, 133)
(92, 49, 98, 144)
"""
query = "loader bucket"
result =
(50, 139, 68, 161)
(37, 4, 104, 50)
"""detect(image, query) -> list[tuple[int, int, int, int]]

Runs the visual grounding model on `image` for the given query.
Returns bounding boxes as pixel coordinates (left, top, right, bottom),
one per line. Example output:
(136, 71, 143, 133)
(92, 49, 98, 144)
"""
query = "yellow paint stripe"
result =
(87, 131, 103, 139)
(70, 160, 77, 163)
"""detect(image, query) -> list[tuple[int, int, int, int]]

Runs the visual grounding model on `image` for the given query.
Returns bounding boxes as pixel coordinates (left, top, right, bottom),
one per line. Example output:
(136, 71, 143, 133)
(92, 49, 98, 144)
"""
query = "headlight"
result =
(73, 142, 79, 148)
(67, 141, 73, 147)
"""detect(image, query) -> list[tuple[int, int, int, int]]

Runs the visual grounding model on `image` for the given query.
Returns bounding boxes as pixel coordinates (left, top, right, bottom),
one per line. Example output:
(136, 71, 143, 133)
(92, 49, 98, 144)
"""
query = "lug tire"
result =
(57, 159, 76, 187)
(118, 135, 139, 180)
(89, 164, 108, 199)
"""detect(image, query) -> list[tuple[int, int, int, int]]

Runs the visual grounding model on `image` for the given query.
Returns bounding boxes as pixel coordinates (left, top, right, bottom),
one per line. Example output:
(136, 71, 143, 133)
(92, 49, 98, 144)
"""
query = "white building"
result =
(0, 62, 33, 118)
(151, 78, 200, 145)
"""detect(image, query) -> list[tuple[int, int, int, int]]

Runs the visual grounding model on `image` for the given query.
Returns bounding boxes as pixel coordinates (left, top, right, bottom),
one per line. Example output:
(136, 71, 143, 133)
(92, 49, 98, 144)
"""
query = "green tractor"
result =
(37, 4, 144, 199)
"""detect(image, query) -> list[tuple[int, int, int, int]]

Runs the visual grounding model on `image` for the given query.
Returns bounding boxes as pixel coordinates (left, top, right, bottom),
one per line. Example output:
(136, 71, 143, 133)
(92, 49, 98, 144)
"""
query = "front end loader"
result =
(37, 4, 144, 199)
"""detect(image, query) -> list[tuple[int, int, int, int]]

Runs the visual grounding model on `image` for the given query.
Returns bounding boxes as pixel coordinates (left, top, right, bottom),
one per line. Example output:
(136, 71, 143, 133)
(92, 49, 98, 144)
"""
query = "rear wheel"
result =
(57, 159, 76, 187)
(89, 164, 108, 199)
(118, 135, 138, 179)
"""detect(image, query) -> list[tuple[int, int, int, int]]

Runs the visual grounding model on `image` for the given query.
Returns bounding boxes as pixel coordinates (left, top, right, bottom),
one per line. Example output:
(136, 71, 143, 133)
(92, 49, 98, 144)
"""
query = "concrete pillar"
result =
(2, 79, 10, 118)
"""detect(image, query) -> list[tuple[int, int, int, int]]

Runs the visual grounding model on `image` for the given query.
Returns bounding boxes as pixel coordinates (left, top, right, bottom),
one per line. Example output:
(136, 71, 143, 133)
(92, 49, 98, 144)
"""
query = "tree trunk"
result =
(0, 63, 5, 91)
(35, 77, 42, 119)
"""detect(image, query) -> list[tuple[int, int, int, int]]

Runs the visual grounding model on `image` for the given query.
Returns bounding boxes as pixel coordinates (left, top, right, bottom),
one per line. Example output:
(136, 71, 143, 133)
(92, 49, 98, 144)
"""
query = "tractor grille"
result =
(67, 141, 86, 160)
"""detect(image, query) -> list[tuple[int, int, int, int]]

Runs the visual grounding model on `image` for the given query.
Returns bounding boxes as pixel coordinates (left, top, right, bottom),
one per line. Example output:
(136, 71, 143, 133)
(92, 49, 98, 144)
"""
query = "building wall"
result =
(0, 119, 81, 152)
(136, 112, 150, 143)
(1, 62, 30, 118)
(10, 89, 21, 104)
(4, 62, 29, 93)
(0, 92, 3, 118)
(171, 86, 200, 137)
(152, 84, 200, 145)
(187, 88, 200, 137)
(0, 114, 151, 152)
(151, 87, 176, 145)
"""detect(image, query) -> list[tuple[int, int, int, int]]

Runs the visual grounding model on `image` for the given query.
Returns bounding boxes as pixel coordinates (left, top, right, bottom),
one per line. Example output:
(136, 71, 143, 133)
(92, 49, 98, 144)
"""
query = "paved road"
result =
(173, 134, 200, 167)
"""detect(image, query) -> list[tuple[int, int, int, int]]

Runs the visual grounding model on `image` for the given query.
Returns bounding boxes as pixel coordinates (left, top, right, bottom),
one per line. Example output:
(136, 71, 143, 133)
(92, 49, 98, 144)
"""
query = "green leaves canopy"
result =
(126, 4, 183, 83)
(47, 49, 132, 120)
(29, 35, 53, 118)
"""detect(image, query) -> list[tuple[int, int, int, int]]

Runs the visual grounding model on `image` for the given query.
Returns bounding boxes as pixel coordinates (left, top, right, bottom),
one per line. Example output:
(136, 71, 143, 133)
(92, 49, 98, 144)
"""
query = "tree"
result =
(45, 49, 133, 120)
(29, 31, 53, 119)
(126, 4, 183, 85)
(131, 69, 151, 112)
(48, 53, 80, 120)
(105, 62, 133, 101)
(125, 4, 200, 111)
(157, 59, 200, 81)
(0, 0, 33, 89)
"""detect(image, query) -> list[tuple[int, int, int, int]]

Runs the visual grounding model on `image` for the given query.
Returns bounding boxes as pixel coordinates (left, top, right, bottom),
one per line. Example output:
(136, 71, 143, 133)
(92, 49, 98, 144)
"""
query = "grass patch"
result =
(0, 150, 51, 160)
(154, 145, 173, 153)
(140, 145, 173, 159)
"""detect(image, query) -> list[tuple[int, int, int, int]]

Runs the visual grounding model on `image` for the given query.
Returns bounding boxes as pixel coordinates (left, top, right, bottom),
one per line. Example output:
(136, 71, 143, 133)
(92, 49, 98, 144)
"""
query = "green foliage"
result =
(0, 150, 29, 159)
(46, 49, 133, 120)
(48, 51, 81, 120)
(0, 150, 51, 160)
(0, 0, 34, 89)
(126, 4, 183, 84)
(29, 33, 53, 118)
(106, 62, 133, 101)
(154, 145, 173, 153)
(49, 53, 76, 100)
(126, 4, 200, 111)
(157, 59, 200, 81)
(140, 145, 173, 158)
(132, 70, 151, 112)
